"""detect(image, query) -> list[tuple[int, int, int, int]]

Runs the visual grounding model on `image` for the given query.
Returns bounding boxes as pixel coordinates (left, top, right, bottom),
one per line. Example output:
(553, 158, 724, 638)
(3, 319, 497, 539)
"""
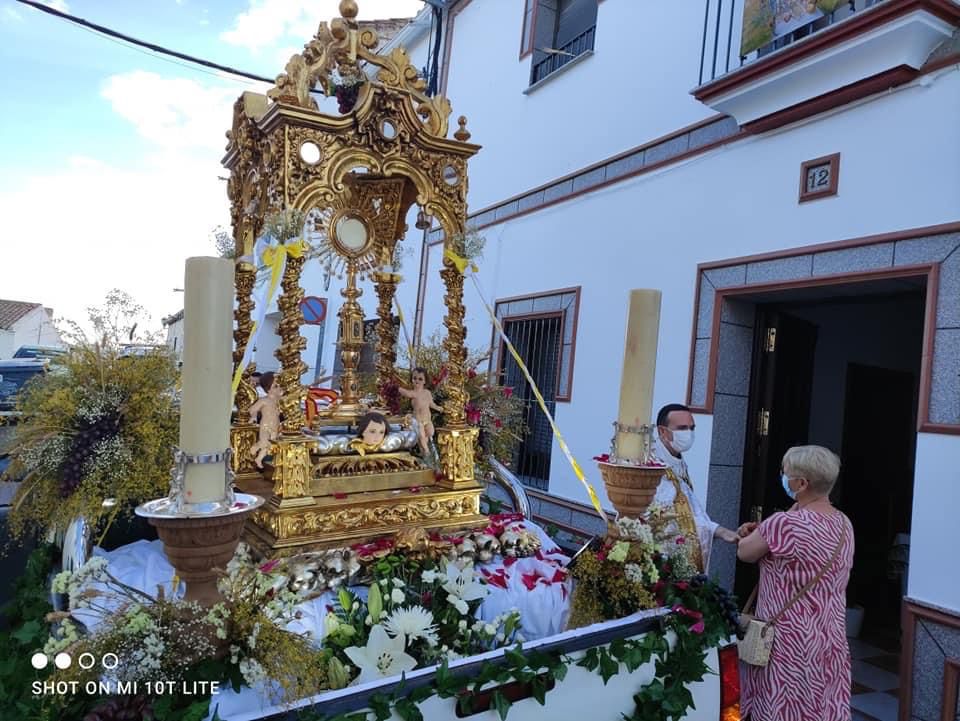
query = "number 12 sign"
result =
(799, 153, 840, 203)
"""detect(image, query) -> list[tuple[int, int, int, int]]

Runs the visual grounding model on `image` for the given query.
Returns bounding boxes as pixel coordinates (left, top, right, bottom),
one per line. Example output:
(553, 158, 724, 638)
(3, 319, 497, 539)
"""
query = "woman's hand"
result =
(737, 522, 758, 538)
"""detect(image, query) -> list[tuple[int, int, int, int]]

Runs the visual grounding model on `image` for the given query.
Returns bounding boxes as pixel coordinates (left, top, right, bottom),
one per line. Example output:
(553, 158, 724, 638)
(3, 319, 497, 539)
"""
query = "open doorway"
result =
(733, 279, 925, 717)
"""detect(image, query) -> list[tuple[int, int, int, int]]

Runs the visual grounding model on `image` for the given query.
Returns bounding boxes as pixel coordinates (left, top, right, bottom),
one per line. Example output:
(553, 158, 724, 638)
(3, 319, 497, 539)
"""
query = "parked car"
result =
(0, 358, 47, 414)
(12, 345, 65, 360)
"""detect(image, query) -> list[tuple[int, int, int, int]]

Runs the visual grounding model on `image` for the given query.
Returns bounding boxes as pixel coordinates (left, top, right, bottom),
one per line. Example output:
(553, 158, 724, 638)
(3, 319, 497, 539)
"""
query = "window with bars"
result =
(492, 288, 580, 490)
(521, 0, 598, 84)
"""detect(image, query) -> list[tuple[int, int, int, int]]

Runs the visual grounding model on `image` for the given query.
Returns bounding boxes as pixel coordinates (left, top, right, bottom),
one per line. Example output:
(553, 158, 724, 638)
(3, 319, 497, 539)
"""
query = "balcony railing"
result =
(698, 0, 885, 86)
(531, 25, 596, 85)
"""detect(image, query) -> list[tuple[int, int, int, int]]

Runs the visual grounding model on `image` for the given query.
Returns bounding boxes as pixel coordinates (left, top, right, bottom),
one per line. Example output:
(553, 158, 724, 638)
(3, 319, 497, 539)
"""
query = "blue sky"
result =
(0, 0, 422, 332)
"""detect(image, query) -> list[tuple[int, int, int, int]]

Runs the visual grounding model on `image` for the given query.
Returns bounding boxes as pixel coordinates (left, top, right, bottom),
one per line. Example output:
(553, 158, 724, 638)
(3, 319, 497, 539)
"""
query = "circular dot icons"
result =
(30, 653, 48, 670)
(54, 652, 72, 670)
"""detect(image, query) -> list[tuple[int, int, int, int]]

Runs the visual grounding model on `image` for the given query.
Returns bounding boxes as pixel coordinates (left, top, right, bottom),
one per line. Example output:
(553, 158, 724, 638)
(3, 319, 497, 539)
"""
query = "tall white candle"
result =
(616, 289, 662, 463)
(180, 257, 235, 504)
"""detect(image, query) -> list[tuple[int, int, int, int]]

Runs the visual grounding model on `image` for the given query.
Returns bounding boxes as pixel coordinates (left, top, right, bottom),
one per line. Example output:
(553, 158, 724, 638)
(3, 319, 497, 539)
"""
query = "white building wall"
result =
(416, 0, 960, 611)
(910, 433, 960, 612)
(8, 306, 62, 356)
(0, 329, 14, 359)
(444, 0, 715, 209)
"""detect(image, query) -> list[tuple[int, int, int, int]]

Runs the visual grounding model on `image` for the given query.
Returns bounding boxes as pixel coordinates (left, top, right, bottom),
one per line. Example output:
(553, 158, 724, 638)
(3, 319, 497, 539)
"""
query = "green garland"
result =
(2, 549, 734, 721)
(303, 577, 736, 721)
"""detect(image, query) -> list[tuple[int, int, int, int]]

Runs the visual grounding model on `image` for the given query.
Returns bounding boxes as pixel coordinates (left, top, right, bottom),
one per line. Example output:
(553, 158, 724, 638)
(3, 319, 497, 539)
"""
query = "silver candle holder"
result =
(136, 447, 263, 519)
(608, 421, 661, 467)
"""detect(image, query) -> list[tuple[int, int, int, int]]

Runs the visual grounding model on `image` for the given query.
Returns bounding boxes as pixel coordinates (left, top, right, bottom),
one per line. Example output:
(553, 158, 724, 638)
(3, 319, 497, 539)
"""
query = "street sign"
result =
(300, 296, 328, 325)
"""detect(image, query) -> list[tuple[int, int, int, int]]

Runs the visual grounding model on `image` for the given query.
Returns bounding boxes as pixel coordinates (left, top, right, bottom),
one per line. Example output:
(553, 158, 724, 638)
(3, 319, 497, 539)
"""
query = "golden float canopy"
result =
(223, 0, 485, 556)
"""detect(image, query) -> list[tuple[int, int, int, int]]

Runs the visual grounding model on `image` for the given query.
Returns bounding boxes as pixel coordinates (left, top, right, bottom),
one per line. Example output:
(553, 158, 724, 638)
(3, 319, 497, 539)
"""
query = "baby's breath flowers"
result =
(4, 343, 178, 542)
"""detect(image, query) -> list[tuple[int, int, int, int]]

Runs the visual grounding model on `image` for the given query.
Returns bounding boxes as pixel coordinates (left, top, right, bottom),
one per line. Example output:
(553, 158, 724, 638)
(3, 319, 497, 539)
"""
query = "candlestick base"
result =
(136, 493, 265, 604)
(597, 462, 664, 520)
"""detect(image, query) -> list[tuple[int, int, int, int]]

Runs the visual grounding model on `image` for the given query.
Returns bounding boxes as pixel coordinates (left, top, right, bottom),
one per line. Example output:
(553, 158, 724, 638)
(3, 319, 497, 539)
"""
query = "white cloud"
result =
(0, 72, 265, 331)
(101, 71, 249, 152)
(2, 5, 23, 22)
(221, 0, 424, 53)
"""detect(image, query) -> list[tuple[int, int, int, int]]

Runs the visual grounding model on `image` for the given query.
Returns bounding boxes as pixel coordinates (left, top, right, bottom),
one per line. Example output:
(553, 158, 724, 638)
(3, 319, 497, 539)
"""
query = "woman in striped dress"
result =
(737, 445, 855, 721)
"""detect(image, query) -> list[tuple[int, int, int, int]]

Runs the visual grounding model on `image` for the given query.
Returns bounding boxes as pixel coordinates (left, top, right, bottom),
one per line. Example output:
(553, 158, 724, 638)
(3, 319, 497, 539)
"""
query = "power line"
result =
(15, 0, 274, 84)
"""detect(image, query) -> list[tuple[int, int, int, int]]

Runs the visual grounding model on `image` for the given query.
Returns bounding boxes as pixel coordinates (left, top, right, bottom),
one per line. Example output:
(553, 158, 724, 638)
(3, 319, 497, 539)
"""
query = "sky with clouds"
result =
(0, 0, 423, 334)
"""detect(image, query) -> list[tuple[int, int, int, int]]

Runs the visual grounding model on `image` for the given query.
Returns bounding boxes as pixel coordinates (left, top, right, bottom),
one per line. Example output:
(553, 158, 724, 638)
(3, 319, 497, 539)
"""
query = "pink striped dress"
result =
(740, 509, 855, 721)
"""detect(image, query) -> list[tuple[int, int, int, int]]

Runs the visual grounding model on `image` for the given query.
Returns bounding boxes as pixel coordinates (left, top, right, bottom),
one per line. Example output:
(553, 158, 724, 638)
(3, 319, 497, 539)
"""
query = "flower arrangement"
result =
(323, 66, 366, 114)
(3, 343, 179, 542)
(40, 550, 331, 719)
(323, 554, 523, 688)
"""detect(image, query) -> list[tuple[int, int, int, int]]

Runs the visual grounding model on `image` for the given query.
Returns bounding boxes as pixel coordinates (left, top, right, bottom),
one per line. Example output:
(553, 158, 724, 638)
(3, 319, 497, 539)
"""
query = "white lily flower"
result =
(441, 563, 487, 616)
(344, 625, 417, 685)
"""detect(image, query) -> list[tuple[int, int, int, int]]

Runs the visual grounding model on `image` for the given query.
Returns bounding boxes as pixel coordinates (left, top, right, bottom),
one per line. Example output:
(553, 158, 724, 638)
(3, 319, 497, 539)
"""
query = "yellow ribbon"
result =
(453, 261, 606, 522)
(444, 247, 478, 275)
(231, 239, 309, 397)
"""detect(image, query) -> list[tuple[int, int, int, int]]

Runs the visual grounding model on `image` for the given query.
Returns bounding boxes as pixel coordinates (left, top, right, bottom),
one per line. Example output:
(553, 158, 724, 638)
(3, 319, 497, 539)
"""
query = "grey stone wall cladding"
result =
(911, 617, 960, 721)
(690, 232, 960, 423)
(458, 117, 738, 232)
(691, 231, 960, 588)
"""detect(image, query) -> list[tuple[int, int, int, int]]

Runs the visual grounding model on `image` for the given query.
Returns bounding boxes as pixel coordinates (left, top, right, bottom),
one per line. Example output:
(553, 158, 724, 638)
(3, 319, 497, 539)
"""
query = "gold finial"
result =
(454, 116, 471, 142)
(339, 0, 359, 20)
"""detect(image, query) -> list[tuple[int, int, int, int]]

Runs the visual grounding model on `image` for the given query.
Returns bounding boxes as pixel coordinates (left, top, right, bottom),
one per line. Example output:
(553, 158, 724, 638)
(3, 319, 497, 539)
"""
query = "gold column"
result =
(371, 270, 401, 406)
(233, 261, 258, 415)
(335, 266, 364, 414)
(276, 253, 307, 433)
(435, 241, 477, 489)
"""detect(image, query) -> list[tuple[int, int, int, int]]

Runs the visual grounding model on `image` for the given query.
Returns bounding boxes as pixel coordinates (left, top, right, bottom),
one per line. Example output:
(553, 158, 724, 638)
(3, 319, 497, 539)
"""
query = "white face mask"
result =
(670, 429, 694, 453)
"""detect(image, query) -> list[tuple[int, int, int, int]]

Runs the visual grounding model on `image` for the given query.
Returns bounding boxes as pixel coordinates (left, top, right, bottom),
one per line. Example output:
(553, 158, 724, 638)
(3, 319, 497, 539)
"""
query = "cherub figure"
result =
(248, 372, 282, 468)
(398, 367, 442, 457)
(348, 412, 390, 456)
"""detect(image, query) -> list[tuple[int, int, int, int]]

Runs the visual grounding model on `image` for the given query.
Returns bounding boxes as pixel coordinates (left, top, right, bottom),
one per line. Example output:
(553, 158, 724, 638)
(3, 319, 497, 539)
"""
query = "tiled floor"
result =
(849, 638, 900, 721)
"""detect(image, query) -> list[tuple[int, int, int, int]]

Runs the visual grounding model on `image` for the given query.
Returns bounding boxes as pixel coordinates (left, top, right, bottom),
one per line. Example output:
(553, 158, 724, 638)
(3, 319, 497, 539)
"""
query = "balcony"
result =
(693, 0, 960, 130)
(530, 25, 596, 86)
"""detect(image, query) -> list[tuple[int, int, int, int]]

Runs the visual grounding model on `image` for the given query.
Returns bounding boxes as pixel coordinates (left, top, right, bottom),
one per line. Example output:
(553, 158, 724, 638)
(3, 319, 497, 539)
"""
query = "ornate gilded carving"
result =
(371, 270, 400, 405)
(289, 495, 474, 536)
(275, 252, 307, 433)
(311, 451, 421, 479)
(233, 265, 258, 415)
(435, 427, 478, 487)
(273, 439, 312, 499)
(224, 0, 485, 553)
(230, 424, 260, 475)
(440, 261, 468, 426)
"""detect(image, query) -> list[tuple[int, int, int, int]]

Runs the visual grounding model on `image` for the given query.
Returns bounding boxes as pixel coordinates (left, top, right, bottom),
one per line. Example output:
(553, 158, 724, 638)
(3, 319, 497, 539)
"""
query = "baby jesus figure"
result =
(348, 412, 390, 456)
(398, 367, 443, 457)
(248, 372, 282, 468)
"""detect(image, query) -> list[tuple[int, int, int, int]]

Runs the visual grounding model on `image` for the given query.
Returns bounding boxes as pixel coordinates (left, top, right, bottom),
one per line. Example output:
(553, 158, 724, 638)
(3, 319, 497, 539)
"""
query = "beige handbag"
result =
(738, 525, 846, 667)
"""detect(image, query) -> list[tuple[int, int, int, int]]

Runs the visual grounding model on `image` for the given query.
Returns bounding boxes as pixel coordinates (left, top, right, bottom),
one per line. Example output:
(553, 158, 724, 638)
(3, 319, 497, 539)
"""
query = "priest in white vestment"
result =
(649, 403, 739, 573)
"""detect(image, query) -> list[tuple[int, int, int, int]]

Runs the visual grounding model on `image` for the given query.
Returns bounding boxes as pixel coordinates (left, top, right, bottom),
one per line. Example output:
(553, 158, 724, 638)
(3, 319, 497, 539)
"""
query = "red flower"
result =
(597, 550, 608, 561)
(421, 591, 432, 605)
(674, 581, 689, 591)
(502, 387, 513, 398)
(494, 419, 502, 429)
(490, 512, 524, 524)
(675, 537, 686, 545)
(690, 620, 705, 634)
(467, 368, 477, 379)
(593, 453, 610, 462)
(259, 559, 281, 573)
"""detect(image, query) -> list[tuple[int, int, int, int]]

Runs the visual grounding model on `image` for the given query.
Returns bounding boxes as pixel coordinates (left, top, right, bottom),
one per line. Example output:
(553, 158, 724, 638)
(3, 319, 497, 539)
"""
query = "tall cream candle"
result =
(180, 257, 235, 504)
(616, 289, 662, 463)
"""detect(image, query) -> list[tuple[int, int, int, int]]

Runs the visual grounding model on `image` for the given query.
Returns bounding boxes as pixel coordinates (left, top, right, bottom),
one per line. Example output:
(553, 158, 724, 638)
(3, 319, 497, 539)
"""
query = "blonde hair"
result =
(782, 445, 841, 496)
